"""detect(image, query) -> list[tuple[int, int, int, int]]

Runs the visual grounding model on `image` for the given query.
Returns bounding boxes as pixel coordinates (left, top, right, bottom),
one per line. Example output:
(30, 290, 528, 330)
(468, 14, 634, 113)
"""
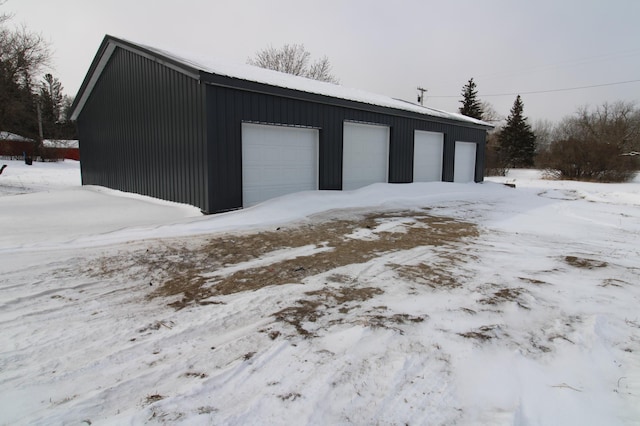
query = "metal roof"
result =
(72, 35, 493, 130)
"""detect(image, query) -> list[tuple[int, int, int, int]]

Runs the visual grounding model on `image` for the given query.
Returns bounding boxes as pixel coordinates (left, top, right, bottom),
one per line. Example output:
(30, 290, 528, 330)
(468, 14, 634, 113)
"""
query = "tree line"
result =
(458, 78, 640, 182)
(1, 6, 76, 157)
(4, 19, 636, 181)
(249, 43, 639, 183)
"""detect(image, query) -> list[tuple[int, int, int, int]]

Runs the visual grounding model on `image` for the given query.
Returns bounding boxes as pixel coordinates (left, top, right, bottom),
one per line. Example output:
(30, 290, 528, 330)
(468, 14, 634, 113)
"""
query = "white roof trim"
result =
(71, 43, 116, 121)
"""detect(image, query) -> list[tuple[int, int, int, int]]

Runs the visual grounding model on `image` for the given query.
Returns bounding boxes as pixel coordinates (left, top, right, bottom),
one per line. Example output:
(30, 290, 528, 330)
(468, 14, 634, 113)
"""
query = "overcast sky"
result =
(5, 0, 640, 124)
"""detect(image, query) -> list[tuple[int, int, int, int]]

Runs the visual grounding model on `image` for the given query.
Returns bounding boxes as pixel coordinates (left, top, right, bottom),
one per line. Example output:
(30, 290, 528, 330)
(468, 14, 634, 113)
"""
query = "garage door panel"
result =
(454, 141, 477, 183)
(343, 122, 389, 191)
(414, 130, 443, 182)
(242, 123, 318, 206)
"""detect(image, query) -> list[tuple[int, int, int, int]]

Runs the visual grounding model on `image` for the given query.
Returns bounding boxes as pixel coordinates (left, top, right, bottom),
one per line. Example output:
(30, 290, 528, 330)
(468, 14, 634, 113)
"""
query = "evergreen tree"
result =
(458, 78, 483, 120)
(498, 95, 536, 167)
(38, 73, 64, 138)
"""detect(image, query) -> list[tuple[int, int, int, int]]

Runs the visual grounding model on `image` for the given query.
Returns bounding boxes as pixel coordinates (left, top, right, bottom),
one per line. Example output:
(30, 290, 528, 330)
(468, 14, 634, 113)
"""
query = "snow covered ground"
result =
(1, 159, 639, 425)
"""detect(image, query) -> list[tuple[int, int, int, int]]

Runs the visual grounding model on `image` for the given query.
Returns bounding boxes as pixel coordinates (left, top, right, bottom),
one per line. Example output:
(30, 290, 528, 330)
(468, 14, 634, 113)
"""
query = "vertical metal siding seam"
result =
(180, 73, 188, 204)
(138, 52, 148, 196)
(147, 55, 156, 197)
(111, 53, 119, 190)
(148, 56, 157, 198)
(175, 71, 183, 203)
(168, 66, 177, 202)
(197, 81, 205, 210)
(137, 53, 147, 197)
(195, 77, 202, 207)
(126, 50, 133, 192)
(124, 51, 132, 193)
(127, 50, 136, 194)
(169, 69, 175, 201)
(161, 64, 170, 202)
(185, 75, 192, 205)
(182, 75, 190, 205)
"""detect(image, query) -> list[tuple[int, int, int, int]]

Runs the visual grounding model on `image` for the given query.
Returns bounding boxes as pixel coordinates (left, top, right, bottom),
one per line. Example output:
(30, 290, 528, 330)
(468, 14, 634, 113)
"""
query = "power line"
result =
(428, 78, 640, 98)
(472, 48, 640, 84)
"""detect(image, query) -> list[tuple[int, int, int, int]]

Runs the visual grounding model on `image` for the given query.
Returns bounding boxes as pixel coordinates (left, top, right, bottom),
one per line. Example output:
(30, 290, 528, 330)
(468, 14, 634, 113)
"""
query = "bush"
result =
(484, 130, 508, 176)
(485, 144, 508, 176)
(545, 137, 638, 182)
(544, 102, 640, 182)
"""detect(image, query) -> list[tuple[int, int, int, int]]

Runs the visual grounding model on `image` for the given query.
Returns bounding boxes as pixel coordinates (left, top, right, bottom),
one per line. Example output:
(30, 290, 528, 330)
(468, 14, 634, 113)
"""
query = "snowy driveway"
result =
(1, 161, 639, 425)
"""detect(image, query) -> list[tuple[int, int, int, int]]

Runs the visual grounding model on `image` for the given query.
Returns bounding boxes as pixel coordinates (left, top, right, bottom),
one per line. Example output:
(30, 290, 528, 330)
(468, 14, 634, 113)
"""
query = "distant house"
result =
(72, 35, 492, 214)
(0, 132, 34, 158)
(42, 139, 80, 161)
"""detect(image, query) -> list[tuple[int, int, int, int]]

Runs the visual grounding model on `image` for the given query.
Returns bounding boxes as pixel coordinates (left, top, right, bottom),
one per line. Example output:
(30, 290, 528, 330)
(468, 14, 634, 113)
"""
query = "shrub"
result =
(545, 102, 640, 182)
(484, 130, 508, 176)
(485, 144, 508, 176)
(545, 137, 637, 182)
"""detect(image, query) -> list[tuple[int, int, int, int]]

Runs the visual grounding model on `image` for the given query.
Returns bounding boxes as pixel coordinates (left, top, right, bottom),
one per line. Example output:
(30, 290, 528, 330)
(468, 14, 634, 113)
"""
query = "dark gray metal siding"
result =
(205, 84, 487, 212)
(76, 47, 209, 211)
(75, 38, 488, 214)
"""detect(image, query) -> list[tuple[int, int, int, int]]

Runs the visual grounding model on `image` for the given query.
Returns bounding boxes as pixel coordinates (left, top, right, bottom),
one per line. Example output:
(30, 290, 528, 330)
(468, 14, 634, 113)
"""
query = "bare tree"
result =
(545, 101, 639, 182)
(532, 119, 556, 168)
(479, 101, 503, 124)
(533, 119, 555, 151)
(0, 6, 51, 141)
(1, 23, 50, 87)
(248, 43, 339, 84)
(306, 55, 337, 83)
(480, 101, 507, 176)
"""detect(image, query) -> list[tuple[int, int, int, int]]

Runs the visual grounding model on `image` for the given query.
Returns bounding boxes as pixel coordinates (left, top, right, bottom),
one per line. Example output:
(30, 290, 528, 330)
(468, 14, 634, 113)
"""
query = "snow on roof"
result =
(73, 35, 491, 128)
(0, 132, 33, 142)
(43, 139, 79, 149)
(137, 40, 491, 128)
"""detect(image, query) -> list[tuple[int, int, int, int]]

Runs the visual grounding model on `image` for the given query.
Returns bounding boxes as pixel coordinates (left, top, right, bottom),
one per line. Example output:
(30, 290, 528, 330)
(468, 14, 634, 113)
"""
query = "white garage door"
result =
(343, 122, 389, 190)
(454, 141, 477, 183)
(414, 130, 444, 182)
(242, 123, 318, 206)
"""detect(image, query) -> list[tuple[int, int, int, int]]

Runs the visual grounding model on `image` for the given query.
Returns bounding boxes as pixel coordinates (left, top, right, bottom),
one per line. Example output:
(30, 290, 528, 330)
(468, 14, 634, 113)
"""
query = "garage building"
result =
(71, 35, 492, 214)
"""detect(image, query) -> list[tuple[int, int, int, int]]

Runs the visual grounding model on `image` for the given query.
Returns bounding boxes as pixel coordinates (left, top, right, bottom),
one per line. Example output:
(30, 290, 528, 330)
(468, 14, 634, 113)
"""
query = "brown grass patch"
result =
(359, 313, 427, 334)
(144, 394, 165, 405)
(273, 286, 385, 337)
(519, 277, 548, 285)
(82, 209, 477, 309)
(564, 255, 608, 269)
(458, 324, 501, 341)
(479, 287, 530, 310)
(392, 256, 464, 289)
(271, 286, 428, 337)
(600, 278, 627, 288)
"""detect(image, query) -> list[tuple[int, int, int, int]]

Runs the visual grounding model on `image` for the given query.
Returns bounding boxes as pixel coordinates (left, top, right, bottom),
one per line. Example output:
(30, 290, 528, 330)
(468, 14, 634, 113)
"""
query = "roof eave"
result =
(71, 35, 493, 131)
(197, 71, 493, 131)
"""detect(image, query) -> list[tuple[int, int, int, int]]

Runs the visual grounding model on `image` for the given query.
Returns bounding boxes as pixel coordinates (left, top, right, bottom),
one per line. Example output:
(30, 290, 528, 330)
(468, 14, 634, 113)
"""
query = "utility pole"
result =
(417, 87, 427, 106)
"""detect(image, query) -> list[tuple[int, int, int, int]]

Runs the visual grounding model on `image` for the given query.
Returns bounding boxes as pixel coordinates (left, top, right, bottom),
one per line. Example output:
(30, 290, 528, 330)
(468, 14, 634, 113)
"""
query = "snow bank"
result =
(1, 161, 639, 425)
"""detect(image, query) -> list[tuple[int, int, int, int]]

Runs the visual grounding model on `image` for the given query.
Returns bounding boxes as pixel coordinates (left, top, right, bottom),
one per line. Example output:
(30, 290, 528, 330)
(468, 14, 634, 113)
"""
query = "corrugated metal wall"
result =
(77, 44, 487, 214)
(76, 48, 209, 211)
(205, 84, 487, 212)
